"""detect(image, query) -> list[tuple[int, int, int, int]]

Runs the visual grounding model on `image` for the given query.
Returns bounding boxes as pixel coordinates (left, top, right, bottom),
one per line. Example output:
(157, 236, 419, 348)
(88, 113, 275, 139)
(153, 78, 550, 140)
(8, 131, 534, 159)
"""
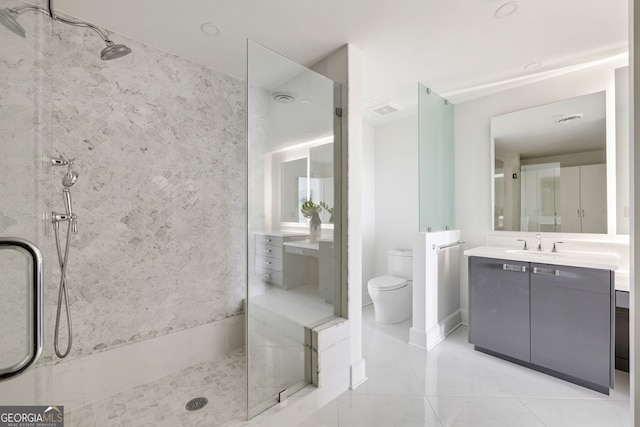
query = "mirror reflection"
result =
(492, 91, 607, 233)
(279, 143, 334, 224)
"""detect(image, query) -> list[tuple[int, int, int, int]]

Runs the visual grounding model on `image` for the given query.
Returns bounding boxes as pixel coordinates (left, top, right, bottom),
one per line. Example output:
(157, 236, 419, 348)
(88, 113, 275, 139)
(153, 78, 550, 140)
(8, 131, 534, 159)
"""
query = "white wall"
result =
(311, 44, 368, 390)
(362, 122, 377, 304)
(374, 115, 419, 276)
(455, 59, 625, 316)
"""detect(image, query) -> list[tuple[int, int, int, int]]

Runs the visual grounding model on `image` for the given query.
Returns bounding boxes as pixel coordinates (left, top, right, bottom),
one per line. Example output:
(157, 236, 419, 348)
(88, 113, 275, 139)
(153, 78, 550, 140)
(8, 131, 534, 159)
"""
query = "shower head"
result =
(62, 170, 79, 187)
(100, 41, 131, 61)
(0, 8, 26, 38)
(2, 2, 132, 60)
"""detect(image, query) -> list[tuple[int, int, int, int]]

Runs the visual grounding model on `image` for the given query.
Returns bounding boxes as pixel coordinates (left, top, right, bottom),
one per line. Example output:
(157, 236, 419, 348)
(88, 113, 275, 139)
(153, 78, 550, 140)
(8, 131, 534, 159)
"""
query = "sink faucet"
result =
(517, 239, 528, 250)
(535, 234, 543, 251)
(551, 241, 564, 253)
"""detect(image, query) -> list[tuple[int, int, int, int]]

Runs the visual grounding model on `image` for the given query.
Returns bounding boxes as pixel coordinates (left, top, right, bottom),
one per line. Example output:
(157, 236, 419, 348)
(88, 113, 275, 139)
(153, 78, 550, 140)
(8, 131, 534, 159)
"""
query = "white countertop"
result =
(464, 246, 620, 271)
(284, 240, 320, 251)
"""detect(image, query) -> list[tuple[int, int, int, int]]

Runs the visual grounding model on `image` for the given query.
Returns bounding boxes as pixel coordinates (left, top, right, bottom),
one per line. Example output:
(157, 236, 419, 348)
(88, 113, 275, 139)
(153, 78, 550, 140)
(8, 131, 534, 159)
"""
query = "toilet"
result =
(367, 249, 413, 324)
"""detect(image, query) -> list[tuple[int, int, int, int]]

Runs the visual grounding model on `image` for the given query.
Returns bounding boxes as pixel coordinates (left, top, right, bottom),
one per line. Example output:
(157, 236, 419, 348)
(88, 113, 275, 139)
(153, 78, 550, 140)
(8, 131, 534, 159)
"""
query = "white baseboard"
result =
(409, 327, 427, 350)
(362, 292, 372, 307)
(426, 310, 462, 351)
(460, 308, 469, 325)
(350, 358, 367, 389)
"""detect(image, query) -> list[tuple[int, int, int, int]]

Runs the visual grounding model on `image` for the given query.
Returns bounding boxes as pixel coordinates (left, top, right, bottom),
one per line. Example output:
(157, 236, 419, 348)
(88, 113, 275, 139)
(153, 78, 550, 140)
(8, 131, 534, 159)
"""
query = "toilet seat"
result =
(368, 275, 408, 291)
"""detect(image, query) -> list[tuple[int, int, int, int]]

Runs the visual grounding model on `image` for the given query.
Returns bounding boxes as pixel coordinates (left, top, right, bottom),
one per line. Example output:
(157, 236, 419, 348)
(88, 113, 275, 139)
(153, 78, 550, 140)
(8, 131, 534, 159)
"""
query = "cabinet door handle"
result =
(533, 267, 560, 276)
(503, 264, 526, 273)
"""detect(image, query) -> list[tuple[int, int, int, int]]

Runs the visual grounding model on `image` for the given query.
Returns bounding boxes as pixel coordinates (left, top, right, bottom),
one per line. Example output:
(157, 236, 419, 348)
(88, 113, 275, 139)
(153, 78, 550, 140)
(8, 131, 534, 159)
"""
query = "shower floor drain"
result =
(185, 397, 208, 411)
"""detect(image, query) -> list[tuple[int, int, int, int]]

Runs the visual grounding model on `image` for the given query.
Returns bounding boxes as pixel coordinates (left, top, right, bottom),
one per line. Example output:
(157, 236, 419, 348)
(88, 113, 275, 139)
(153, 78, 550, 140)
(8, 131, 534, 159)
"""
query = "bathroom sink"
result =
(464, 246, 619, 271)
(506, 249, 577, 257)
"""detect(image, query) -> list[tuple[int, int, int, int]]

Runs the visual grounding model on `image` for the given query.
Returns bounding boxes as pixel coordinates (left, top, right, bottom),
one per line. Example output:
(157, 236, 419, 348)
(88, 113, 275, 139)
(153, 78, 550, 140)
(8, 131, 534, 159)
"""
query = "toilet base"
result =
(368, 282, 412, 324)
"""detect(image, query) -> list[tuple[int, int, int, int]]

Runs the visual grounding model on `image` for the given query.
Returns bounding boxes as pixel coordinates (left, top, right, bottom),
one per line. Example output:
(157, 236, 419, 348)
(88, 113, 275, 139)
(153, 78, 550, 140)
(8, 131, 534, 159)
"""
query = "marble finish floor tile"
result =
(336, 394, 442, 427)
(428, 396, 545, 427)
(265, 305, 631, 427)
(66, 347, 246, 427)
(520, 397, 631, 427)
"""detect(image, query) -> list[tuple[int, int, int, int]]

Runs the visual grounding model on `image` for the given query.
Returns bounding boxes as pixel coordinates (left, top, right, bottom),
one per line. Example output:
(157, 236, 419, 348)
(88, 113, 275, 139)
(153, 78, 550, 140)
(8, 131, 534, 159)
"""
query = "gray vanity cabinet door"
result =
(530, 264, 613, 388)
(468, 257, 530, 362)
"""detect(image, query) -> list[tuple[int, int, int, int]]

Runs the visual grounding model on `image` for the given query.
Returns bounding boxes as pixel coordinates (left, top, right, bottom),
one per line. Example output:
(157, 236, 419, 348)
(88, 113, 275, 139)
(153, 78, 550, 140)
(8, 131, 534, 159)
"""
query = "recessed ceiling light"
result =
(524, 61, 542, 71)
(299, 99, 312, 106)
(273, 92, 295, 103)
(495, 1, 519, 19)
(200, 23, 222, 37)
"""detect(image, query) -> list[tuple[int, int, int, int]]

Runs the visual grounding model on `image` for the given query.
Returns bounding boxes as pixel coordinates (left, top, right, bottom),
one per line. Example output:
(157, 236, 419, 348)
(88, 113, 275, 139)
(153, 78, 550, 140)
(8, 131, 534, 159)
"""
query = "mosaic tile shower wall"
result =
(50, 23, 247, 361)
(0, 3, 52, 366)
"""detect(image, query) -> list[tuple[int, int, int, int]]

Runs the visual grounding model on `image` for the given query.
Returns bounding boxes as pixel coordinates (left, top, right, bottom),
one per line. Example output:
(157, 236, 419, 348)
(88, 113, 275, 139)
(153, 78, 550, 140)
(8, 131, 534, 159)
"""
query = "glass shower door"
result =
(247, 41, 341, 418)
(0, 0, 52, 405)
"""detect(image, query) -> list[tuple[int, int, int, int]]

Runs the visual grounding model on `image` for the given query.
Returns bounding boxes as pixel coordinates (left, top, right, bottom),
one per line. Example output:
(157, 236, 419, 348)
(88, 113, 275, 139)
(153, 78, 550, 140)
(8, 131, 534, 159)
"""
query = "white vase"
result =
(309, 212, 321, 243)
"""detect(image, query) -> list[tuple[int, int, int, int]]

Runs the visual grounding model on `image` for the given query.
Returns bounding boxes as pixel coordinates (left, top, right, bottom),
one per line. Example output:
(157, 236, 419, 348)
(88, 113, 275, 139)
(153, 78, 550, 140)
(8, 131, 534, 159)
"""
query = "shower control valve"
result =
(52, 212, 71, 223)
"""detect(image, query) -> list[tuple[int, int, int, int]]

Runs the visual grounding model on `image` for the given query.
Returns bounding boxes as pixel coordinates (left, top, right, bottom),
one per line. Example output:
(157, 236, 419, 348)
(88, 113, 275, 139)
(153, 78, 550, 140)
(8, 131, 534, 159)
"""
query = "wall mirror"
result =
(280, 158, 308, 222)
(277, 142, 334, 224)
(492, 91, 609, 233)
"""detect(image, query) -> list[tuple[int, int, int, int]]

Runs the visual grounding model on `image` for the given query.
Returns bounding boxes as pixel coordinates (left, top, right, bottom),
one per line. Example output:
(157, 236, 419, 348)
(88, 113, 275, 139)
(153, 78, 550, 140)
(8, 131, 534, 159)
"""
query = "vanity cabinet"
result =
(468, 257, 530, 361)
(254, 232, 306, 288)
(530, 264, 613, 390)
(468, 256, 614, 394)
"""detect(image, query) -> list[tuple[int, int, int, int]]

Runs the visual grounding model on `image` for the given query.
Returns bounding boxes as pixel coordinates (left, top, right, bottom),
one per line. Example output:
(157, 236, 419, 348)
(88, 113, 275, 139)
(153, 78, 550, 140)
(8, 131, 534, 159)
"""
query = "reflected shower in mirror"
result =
(492, 91, 607, 233)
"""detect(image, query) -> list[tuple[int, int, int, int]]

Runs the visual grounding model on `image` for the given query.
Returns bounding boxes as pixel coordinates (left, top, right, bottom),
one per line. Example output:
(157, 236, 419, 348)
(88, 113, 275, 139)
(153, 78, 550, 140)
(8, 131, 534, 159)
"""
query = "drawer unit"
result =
(255, 254, 283, 272)
(254, 232, 307, 287)
(255, 234, 283, 247)
(255, 244, 282, 259)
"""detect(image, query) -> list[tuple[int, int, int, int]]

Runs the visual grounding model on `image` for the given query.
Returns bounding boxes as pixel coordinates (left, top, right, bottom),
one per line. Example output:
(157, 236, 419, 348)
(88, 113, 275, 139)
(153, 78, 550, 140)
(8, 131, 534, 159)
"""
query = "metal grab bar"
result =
(432, 240, 466, 251)
(0, 238, 43, 382)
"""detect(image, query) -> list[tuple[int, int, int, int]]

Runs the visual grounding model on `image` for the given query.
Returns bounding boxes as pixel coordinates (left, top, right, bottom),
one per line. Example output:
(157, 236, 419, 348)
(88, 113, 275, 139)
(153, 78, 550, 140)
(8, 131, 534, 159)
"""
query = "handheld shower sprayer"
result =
(51, 155, 80, 358)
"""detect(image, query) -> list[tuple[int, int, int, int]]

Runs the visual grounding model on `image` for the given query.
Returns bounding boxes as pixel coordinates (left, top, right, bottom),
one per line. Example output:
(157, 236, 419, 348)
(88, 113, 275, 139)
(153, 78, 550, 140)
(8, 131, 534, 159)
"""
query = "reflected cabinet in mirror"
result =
(492, 91, 609, 233)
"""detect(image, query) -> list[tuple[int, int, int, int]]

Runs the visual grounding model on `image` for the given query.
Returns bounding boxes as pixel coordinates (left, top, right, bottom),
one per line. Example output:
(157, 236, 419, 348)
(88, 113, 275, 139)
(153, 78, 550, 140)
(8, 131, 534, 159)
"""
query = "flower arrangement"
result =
(301, 200, 334, 222)
(300, 200, 322, 218)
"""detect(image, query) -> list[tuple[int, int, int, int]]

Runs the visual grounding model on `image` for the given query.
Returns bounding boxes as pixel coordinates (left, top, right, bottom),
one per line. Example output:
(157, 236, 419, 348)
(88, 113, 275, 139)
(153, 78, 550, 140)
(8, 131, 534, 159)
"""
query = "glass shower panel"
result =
(418, 84, 455, 232)
(0, 0, 52, 404)
(247, 40, 341, 418)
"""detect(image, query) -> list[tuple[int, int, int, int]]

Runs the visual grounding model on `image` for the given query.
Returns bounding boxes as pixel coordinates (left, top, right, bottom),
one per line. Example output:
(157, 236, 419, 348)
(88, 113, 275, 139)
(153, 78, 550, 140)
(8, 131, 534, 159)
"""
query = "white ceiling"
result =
(55, 0, 628, 124)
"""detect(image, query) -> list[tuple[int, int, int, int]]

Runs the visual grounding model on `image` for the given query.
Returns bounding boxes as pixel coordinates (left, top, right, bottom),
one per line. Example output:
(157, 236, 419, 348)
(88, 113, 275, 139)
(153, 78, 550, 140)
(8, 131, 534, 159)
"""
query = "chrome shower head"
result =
(1, 2, 132, 60)
(100, 41, 131, 61)
(0, 8, 26, 38)
(62, 170, 79, 187)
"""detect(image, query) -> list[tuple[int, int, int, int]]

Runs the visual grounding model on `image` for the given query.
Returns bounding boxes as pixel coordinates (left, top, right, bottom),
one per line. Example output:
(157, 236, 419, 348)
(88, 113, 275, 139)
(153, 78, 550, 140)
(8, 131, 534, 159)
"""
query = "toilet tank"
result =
(387, 249, 413, 280)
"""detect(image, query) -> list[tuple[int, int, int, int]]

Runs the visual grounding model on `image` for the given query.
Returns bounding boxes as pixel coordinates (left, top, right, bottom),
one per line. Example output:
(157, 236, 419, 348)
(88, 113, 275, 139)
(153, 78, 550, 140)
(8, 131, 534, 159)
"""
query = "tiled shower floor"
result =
(65, 347, 246, 427)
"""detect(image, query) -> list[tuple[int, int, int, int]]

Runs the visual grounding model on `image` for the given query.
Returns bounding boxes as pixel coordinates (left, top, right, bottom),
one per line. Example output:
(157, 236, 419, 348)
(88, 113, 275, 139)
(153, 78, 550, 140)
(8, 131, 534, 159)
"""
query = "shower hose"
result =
(53, 217, 73, 359)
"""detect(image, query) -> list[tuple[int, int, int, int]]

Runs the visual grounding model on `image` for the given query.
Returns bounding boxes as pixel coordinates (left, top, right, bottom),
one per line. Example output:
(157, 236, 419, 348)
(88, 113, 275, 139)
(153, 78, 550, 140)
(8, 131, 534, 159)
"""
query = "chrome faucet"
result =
(517, 239, 528, 250)
(551, 241, 564, 253)
(535, 234, 543, 251)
